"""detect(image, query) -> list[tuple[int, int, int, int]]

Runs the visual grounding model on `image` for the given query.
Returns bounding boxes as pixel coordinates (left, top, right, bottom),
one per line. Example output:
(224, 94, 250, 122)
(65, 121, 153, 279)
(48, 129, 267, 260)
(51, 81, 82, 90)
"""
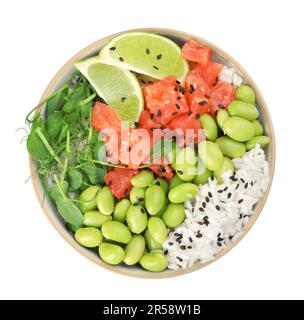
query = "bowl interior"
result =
(30, 28, 275, 278)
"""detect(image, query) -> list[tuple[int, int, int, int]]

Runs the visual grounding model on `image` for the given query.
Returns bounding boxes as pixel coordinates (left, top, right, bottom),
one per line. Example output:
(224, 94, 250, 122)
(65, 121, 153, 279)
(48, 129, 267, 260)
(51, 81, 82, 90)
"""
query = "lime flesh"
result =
(75, 57, 143, 123)
(99, 32, 189, 82)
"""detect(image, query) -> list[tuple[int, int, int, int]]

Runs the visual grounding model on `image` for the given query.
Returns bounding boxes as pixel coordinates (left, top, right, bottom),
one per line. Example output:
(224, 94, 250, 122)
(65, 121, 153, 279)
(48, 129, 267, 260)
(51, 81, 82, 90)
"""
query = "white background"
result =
(0, 0, 303, 300)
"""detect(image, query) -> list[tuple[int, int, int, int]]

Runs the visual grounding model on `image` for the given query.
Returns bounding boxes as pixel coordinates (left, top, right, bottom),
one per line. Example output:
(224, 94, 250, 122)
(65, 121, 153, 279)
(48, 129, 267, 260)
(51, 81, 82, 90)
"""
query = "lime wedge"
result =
(75, 57, 144, 123)
(99, 32, 189, 82)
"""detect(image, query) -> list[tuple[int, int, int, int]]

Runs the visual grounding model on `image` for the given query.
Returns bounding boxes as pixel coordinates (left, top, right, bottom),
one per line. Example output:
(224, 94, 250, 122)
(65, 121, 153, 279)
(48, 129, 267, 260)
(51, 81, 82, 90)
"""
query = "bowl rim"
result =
(29, 27, 276, 279)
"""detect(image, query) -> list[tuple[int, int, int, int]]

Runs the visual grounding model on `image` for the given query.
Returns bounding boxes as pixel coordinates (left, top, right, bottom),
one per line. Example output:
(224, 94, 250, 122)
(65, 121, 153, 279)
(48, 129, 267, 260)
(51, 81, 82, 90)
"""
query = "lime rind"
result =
(99, 32, 189, 82)
(75, 57, 144, 123)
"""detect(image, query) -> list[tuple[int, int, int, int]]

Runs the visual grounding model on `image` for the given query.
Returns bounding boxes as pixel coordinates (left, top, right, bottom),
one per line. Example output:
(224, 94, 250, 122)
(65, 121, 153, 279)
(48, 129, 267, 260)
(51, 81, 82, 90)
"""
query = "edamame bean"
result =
(228, 100, 259, 121)
(236, 85, 256, 104)
(214, 157, 234, 183)
(101, 221, 132, 244)
(154, 198, 169, 218)
(175, 147, 197, 182)
(169, 175, 183, 190)
(129, 187, 146, 204)
(252, 120, 264, 136)
(113, 199, 130, 223)
(168, 183, 199, 203)
(198, 141, 224, 171)
(78, 186, 99, 213)
(152, 178, 169, 195)
(145, 185, 165, 215)
(84, 210, 112, 228)
(123, 234, 146, 266)
(75, 227, 103, 248)
(216, 109, 230, 130)
(98, 243, 125, 265)
(193, 159, 212, 185)
(162, 203, 185, 228)
(216, 136, 246, 158)
(200, 114, 218, 141)
(147, 217, 167, 245)
(144, 229, 162, 251)
(131, 170, 154, 188)
(245, 135, 270, 150)
(223, 116, 255, 142)
(126, 204, 148, 234)
(96, 186, 114, 215)
(139, 252, 168, 272)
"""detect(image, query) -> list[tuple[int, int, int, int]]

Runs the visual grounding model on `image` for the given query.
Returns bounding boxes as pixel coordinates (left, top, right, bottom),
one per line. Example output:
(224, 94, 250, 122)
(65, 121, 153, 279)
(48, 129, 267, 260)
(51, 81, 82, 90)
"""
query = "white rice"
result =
(163, 144, 269, 270)
(218, 66, 243, 87)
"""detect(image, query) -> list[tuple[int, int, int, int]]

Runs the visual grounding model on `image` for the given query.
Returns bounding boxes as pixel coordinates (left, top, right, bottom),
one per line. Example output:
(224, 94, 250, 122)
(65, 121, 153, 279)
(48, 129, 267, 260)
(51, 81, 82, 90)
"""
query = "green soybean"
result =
(96, 186, 114, 216)
(144, 229, 162, 251)
(198, 141, 223, 171)
(140, 252, 168, 272)
(252, 120, 264, 136)
(168, 183, 199, 203)
(245, 135, 270, 150)
(216, 109, 230, 130)
(200, 114, 218, 141)
(154, 198, 169, 218)
(124, 234, 146, 266)
(131, 170, 154, 188)
(113, 199, 130, 223)
(126, 204, 148, 234)
(75, 227, 103, 248)
(228, 100, 259, 121)
(148, 217, 167, 245)
(214, 157, 234, 183)
(216, 136, 246, 158)
(78, 186, 99, 213)
(193, 159, 212, 185)
(162, 203, 186, 228)
(223, 116, 255, 142)
(236, 85, 256, 104)
(84, 211, 112, 228)
(98, 243, 125, 265)
(175, 147, 197, 182)
(129, 187, 146, 204)
(152, 178, 169, 195)
(101, 221, 132, 244)
(169, 175, 183, 190)
(145, 185, 166, 215)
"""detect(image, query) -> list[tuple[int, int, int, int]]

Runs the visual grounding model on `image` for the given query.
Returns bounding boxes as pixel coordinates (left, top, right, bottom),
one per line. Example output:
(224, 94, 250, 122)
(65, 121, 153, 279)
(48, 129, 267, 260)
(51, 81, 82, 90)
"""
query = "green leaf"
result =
(46, 87, 68, 115)
(150, 138, 175, 163)
(81, 101, 92, 120)
(63, 84, 86, 113)
(56, 196, 84, 227)
(67, 169, 83, 190)
(81, 162, 105, 185)
(46, 111, 64, 140)
(65, 110, 79, 135)
(49, 180, 69, 202)
(26, 118, 49, 159)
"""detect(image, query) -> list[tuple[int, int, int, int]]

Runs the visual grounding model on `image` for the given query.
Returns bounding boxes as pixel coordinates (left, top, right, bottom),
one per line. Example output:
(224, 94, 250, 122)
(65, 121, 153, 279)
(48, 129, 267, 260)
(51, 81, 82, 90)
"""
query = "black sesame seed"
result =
(189, 237, 193, 243)
(175, 103, 181, 109)
(208, 192, 212, 198)
(239, 214, 243, 219)
(176, 96, 182, 100)
(195, 113, 200, 119)
(176, 170, 183, 175)
(187, 246, 192, 249)
(146, 48, 150, 54)
(134, 121, 139, 127)
(141, 208, 146, 214)
(199, 100, 207, 106)
(174, 86, 179, 92)
(169, 242, 173, 246)
(138, 197, 144, 202)
(153, 65, 159, 70)
(197, 221, 204, 225)
(218, 237, 224, 242)
(179, 87, 186, 95)
(214, 110, 219, 117)
(155, 181, 160, 186)
(180, 245, 186, 250)
(187, 111, 193, 116)
(174, 233, 182, 237)
(140, 79, 146, 84)
(205, 196, 210, 203)
(160, 125, 166, 130)
(204, 221, 210, 226)
(157, 110, 162, 117)
(203, 216, 209, 221)
(119, 57, 124, 62)
(150, 113, 154, 120)
(202, 202, 206, 208)
(199, 207, 204, 212)
(218, 104, 225, 109)
(227, 193, 232, 199)
(218, 190, 223, 193)
(189, 84, 195, 94)
(176, 256, 183, 262)
(196, 233, 203, 238)
(164, 250, 168, 255)
(229, 235, 234, 240)
(238, 199, 244, 204)
(204, 94, 211, 99)
(217, 242, 222, 247)
(121, 97, 126, 102)
(251, 181, 254, 186)
(220, 200, 226, 204)
(109, 46, 116, 51)
(172, 111, 178, 116)
(224, 186, 228, 191)
(133, 203, 139, 207)
(215, 205, 220, 211)
(157, 54, 162, 60)
(245, 182, 248, 189)
(235, 184, 240, 190)
(241, 178, 245, 183)
(127, 146, 131, 152)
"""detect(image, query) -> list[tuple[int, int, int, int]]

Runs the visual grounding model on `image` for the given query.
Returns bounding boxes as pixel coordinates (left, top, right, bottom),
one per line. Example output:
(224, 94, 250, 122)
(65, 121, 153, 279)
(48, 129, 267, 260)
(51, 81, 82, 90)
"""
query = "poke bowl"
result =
(28, 28, 275, 278)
